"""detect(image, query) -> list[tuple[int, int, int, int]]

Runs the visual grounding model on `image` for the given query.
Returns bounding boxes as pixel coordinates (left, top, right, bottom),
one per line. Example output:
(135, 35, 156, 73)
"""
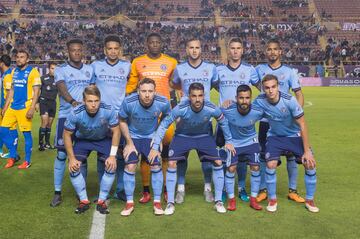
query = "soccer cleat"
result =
(153, 202, 164, 215)
(96, 200, 110, 214)
(75, 200, 90, 214)
(121, 202, 134, 216)
(4, 158, 15, 168)
(249, 196, 262, 210)
(256, 189, 268, 203)
(45, 144, 55, 150)
(204, 190, 214, 203)
(288, 189, 305, 203)
(38, 144, 45, 151)
(266, 199, 278, 212)
(175, 191, 185, 204)
(0, 152, 10, 159)
(227, 197, 236, 211)
(17, 161, 31, 169)
(214, 201, 227, 213)
(238, 188, 250, 202)
(50, 194, 62, 207)
(164, 203, 175, 216)
(114, 190, 127, 201)
(305, 200, 319, 213)
(139, 192, 151, 204)
(15, 155, 21, 162)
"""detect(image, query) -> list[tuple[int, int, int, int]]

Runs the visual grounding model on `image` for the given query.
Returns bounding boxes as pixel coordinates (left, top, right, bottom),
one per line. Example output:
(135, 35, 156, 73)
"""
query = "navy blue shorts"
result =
(54, 118, 66, 152)
(168, 135, 220, 162)
(230, 143, 261, 166)
(258, 121, 269, 156)
(73, 138, 111, 162)
(265, 136, 304, 162)
(127, 138, 160, 166)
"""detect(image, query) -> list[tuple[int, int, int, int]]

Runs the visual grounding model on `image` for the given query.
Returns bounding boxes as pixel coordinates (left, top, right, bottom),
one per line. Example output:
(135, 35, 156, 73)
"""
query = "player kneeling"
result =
(221, 85, 264, 211)
(119, 78, 171, 216)
(64, 86, 120, 214)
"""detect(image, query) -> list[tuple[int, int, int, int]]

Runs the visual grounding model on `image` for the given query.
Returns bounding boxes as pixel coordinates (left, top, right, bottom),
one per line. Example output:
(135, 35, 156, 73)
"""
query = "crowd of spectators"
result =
(325, 37, 360, 65)
(272, 0, 308, 8)
(0, 20, 220, 63)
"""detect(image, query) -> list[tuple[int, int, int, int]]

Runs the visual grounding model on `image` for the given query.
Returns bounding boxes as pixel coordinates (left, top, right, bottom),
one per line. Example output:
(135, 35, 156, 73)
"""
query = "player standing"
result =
(0, 50, 40, 169)
(119, 78, 171, 216)
(91, 35, 131, 200)
(37, 62, 57, 151)
(0, 54, 18, 160)
(126, 32, 177, 203)
(171, 38, 218, 204)
(216, 38, 260, 202)
(50, 39, 94, 207)
(255, 39, 305, 203)
(64, 85, 120, 214)
(253, 74, 318, 213)
(149, 83, 235, 215)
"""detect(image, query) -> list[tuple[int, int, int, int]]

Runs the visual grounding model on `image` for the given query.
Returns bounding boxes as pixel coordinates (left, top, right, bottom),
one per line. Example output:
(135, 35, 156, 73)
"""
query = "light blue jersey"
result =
(90, 59, 131, 112)
(222, 104, 264, 147)
(119, 93, 171, 139)
(255, 63, 301, 93)
(152, 99, 232, 150)
(172, 61, 218, 101)
(253, 92, 304, 137)
(54, 62, 94, 118)
(217, 63, 259, 105)
(64, 102, 119, 140)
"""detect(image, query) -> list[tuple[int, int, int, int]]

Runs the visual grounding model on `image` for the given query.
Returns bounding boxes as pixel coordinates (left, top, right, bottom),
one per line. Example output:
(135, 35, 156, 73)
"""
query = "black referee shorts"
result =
(39, 98, 56, 118)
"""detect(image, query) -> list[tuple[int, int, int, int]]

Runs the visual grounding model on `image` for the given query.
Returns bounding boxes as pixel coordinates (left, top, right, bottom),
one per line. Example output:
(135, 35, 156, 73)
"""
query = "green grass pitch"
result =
(0, 87, 359, 239)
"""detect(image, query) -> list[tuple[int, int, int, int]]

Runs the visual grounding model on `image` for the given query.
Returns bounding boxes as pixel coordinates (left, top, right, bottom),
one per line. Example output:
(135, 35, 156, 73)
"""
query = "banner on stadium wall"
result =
(342, 22, 360, 31)
(343, 65, 360, 77)
(300, 77, 360, 86)
(258, 23, 296, 31)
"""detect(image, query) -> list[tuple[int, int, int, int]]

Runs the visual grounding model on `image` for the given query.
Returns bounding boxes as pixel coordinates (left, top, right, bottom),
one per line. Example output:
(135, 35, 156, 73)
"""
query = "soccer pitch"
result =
(0, 87, 359, 239)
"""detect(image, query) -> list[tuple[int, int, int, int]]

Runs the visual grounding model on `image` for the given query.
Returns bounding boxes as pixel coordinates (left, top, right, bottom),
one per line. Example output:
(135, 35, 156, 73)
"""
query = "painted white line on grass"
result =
(89, 210, 106, 239)
(304, 101, 313, 108)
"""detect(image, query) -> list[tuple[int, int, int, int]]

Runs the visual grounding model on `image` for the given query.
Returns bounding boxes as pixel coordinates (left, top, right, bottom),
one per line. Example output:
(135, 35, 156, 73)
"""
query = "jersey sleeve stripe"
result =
(294, 112, 304, 119)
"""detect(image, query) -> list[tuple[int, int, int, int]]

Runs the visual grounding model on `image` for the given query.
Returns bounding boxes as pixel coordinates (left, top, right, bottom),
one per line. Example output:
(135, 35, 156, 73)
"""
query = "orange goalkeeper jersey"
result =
(126, 54, 177, 99)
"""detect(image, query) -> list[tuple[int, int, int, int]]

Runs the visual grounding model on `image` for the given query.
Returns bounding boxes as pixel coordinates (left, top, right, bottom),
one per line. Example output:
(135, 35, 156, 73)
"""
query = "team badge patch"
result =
(85, 71, 91, 78)
(160, 64, 167, 71)
(281, 107, 287, 113)
(119, 68, 125, 74)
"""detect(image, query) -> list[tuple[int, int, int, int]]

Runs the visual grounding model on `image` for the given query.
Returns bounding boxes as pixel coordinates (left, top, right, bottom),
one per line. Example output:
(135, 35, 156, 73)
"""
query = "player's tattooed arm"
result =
(294, 90, 304, 108)
(296, 115, 315, 169)
(1, 87, 13, 116)
(26, 86, 40, 119)
(119, 119, 138, 160)
(64, 129, 81, 172)
(56, 81, 81, 107)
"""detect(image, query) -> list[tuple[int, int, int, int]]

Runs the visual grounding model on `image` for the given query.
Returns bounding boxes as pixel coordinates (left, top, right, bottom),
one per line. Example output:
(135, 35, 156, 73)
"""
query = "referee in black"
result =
(37, 62, 58, 151)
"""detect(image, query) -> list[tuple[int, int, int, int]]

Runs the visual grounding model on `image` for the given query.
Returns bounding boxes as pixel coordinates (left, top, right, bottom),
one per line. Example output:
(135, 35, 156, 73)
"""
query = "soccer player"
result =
(0, 54, 18, 159)
(221, 85, 264, 211)
(37, 62, 57, 151)
(171, 38, 218, 204)
(119, 78, 171, 216)
(126, 32, 177, 203)
(149, 83, 235, 215)
(216, 38, 260, 202)
(50, 39, 94, 207)
(253, 74, 318, 213)
(0, 50, 40, 169)
(91, 35, 131, 200)
(64, 85, 120, 214)
(255, 39, 305, 203)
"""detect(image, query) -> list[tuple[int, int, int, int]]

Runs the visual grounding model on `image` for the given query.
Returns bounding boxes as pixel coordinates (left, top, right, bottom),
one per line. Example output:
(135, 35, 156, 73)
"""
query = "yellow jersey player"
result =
(126, 32, 177, 203)
(1, 50, 41, 169)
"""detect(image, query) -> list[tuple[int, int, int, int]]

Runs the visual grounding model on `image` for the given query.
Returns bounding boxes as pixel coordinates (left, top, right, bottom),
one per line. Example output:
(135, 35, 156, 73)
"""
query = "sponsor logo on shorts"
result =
(58, 138, 64, 146)
(265, 152, 270, 160)
(168, 149, 174, 157)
